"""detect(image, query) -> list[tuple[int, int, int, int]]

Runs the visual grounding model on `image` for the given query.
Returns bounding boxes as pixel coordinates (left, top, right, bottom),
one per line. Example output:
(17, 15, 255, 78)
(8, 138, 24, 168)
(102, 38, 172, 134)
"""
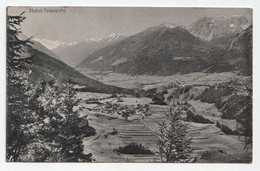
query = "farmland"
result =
(75, 70, 252, 162)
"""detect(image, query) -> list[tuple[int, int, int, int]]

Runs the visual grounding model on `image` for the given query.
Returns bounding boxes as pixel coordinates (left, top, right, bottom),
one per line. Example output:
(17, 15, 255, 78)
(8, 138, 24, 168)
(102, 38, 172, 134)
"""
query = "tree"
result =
(6, 12, 34, 161)
(7, 11, 33, 77)
(53, 80, 96, 161)
(7, 12, 95, 162)
(157, 103, 192, 162)
(21, 80, 96, 162)
(236, 87, 252, 150)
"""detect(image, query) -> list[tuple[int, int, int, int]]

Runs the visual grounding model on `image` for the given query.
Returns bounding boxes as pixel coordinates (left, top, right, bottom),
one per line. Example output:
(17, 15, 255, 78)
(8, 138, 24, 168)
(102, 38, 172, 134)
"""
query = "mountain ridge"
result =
(19, 34, 62, 61)
(76, 25, 209, 75)
(187, 15, 251, 41)
(23, 46, 134, 94)
(52, 33, 126, 67)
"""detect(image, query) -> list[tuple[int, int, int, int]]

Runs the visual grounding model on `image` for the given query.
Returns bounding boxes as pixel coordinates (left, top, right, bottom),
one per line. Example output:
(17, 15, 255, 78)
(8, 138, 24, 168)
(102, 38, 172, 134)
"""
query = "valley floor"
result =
(76, 68, 247, 89)
(77, 92, 251, 163)
(75, 69, 252, 163)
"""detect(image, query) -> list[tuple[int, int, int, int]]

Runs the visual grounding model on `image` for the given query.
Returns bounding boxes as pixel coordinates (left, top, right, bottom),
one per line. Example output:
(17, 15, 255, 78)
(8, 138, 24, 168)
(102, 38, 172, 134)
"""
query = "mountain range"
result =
(187, 15, 251, 41)
(24, 14, 252, 89)
(19, 34, 61, 60)
(18, 37, 133, 94)
(52, 33, 126, 66)
(76, 16, 252, 76)
(77, 24, 208, 75)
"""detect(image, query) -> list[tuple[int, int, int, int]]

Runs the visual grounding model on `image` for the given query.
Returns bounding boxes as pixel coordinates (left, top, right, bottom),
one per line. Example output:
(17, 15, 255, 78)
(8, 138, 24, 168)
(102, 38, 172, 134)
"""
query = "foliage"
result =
(6, 72, 34, 161)
(216, 121, 239, 135)
(167, 85, 193, 101)
(6, 12, 34, 162)
(7, 13, 95, 162)
(236, 88, 252, 149)
(221, 95, 251, 119)
(198, 84, 252, 149)
(104, 128, 118, 138)
(197, 86, 234, 106)
(18, 80, 96, 162)
(186, 110, 214, 124)
(157, 104, 192, 162)
(7, 11, 33, 77)
(116, 97, 124, 102)
(117, 143, 153, 154)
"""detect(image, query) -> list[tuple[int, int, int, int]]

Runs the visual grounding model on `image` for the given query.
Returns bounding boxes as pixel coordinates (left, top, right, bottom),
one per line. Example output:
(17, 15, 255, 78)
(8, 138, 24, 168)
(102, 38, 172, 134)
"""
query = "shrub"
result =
(198, 86, 234, 104)
(117, 143, 153, 154)
(111, 128, 118, 135)
(116, 97, 124, 102)
(186, 110, 214, 124)
(216, 121, 239, 135)
(104, 128, 118, 138)
(152, 92, 165, 103)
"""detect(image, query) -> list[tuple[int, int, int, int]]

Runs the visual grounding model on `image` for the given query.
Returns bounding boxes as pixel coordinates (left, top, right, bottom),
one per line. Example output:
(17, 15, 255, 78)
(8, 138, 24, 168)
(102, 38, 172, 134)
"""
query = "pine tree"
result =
(7, 12, 95, 162)
(53, 80, 95, 161)
(24, 80, 95, 162)
(157, 103, 192, 162)
(236, 87, 252, 150)
(7, 11, 32, 77)
(6, 12, 34, 161)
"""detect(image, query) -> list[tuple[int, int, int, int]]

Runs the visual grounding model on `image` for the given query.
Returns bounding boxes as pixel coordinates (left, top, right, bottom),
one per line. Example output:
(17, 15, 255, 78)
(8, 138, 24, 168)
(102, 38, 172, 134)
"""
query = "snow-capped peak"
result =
(67, 41, 78, 46)
(85, 37, 101, 42)
(33, 38, 65, 49)
(161, 23, 175, 28)
(108, 33, 124, 38)
(108, 33, 117, 37)
(105, 33, 125, 41)
(53, 33, 125, 49)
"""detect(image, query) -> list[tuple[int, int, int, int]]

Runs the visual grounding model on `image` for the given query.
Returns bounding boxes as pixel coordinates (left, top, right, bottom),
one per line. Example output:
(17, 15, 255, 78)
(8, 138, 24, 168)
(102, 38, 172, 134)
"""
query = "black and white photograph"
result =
(6, 6, 253, 163)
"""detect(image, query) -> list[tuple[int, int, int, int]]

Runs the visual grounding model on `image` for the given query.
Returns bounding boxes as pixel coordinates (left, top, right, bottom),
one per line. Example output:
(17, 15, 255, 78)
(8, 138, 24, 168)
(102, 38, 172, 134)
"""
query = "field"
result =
(76, 68, 245, 89)
(75, 69, 252, 162)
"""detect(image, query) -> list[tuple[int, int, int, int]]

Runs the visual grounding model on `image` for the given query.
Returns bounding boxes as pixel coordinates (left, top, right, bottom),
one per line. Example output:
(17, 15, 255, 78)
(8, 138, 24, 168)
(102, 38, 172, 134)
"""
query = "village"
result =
(79, 93, 151, 121)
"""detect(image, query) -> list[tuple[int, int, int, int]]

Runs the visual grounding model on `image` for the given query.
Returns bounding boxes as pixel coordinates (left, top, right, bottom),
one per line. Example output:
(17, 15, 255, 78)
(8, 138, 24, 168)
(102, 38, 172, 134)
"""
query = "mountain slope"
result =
(188, 16, 250, 41)
(220, 25, 252, 75)
(52, 33, 125, 67)
(205, 25, 252, 75)
(77, 17, 252, 76)
(25, 48, 133, 94)
(19, 34, 62, 60)
(77, 24, 209, 76)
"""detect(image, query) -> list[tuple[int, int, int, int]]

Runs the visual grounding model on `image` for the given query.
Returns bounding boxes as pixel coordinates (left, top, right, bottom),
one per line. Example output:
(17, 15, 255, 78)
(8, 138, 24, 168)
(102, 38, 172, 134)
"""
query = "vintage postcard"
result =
(6, 6, 252, 163)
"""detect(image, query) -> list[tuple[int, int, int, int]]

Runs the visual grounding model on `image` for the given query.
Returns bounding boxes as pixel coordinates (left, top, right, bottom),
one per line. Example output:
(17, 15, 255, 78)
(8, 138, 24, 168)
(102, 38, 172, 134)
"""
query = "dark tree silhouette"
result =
(7, 13, 95, 162)
(236, 87, 252, 150)
(6, 12, 34, 162)
(157, 103, 192, 162)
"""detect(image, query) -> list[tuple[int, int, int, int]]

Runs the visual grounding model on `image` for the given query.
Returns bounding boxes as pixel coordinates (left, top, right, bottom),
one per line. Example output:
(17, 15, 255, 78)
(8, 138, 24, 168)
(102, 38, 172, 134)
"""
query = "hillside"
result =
(205, 25, 252, 75)
(52, 33, 125, 66)
(25, 48, 134, 94)
(77, 24, 209, 76)
(77, 19, 252, 76)
(18, 34, 62, 61)
(187, 16, 250, 41)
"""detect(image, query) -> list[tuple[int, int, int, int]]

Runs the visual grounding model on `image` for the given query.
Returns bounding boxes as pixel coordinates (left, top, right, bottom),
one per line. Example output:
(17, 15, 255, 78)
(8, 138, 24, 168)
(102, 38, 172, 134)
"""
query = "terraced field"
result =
(143, 105, 252, 163)
(77, 92, 157, 162)
(81, 113, 157, 162)
(75, 71, 252, 163)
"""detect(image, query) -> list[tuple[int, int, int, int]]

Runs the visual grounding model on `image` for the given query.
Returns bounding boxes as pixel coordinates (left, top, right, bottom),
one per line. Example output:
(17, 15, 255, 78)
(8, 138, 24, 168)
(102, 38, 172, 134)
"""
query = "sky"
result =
(7, 7, 252, 45)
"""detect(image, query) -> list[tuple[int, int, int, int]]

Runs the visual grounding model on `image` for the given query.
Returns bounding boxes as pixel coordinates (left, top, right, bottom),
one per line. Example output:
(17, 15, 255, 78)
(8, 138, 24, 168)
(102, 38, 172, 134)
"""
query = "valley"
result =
(7, 8, 252, 163)
(75, 69, 252, 162)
